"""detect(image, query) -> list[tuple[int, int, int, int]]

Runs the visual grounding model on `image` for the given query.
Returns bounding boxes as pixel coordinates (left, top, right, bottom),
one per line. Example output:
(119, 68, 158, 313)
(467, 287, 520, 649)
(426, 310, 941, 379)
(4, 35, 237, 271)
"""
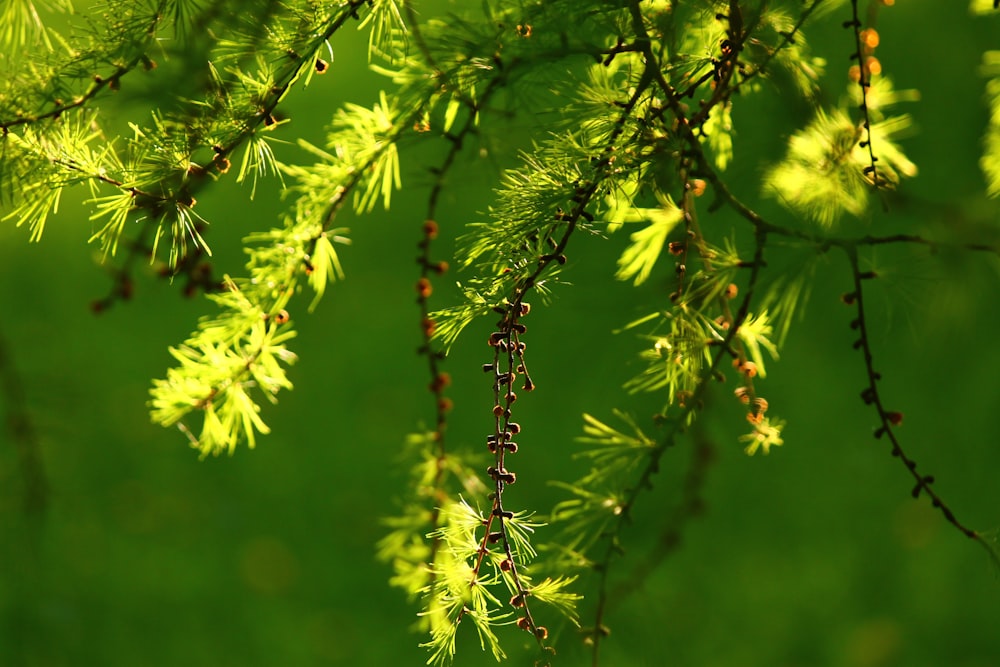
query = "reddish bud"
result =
(430, 372, 451, 393)
(423, 220, 438, 239)
(416, 277, 432, 298)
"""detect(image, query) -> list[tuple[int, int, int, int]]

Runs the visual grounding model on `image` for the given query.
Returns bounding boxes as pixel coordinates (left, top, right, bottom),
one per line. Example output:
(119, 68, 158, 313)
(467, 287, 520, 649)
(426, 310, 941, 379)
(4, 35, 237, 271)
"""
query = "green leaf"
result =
(307, 229, 349, 311)
(614, 195, 685, 285)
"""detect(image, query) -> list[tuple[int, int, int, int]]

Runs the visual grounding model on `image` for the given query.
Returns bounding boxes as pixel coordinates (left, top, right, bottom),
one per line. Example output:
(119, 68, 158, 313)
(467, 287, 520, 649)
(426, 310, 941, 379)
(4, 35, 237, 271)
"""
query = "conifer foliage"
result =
(3, 1, 1000, 665)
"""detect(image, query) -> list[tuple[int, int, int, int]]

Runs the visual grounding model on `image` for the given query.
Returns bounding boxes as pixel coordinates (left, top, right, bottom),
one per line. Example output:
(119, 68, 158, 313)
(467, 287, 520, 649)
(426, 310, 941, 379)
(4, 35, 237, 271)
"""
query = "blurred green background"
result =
(2, 2, 999, 666)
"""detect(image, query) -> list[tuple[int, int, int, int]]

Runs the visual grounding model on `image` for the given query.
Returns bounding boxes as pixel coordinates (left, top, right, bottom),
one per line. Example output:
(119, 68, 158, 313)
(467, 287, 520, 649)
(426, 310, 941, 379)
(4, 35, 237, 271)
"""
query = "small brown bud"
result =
(423, 220, 438, 239)
(416, 277, 432, 298)
(430, 372, 451, 393)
